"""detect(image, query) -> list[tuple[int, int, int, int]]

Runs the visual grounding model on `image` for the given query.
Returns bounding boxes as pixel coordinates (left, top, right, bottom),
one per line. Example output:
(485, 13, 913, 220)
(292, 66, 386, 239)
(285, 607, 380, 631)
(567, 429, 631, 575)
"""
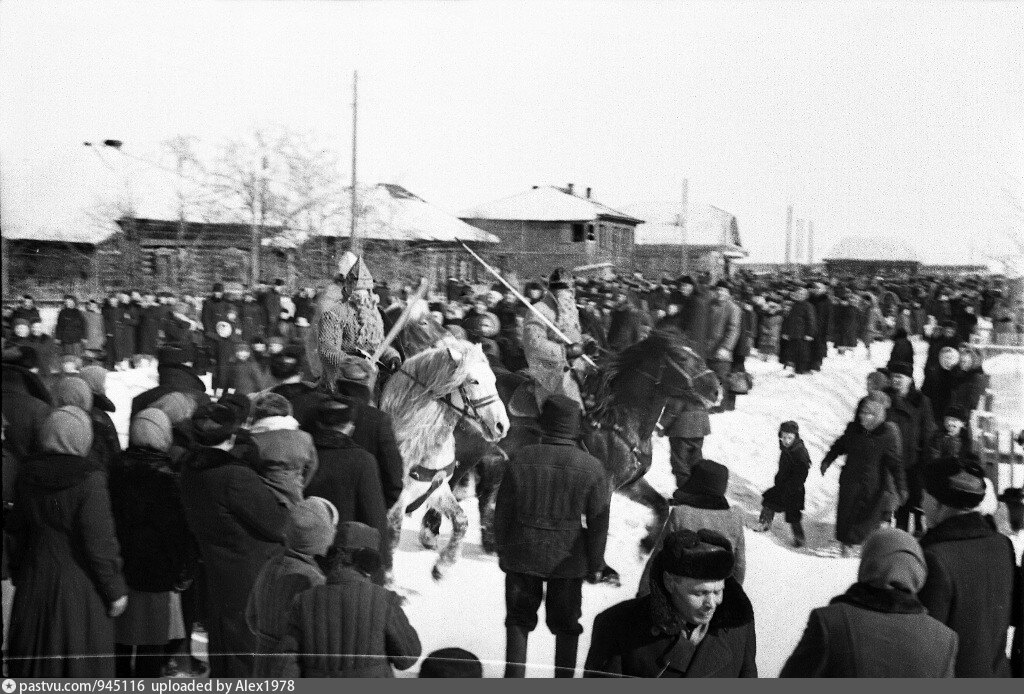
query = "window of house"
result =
(572, 223, 585, 243)
(587, 224, 596, 242)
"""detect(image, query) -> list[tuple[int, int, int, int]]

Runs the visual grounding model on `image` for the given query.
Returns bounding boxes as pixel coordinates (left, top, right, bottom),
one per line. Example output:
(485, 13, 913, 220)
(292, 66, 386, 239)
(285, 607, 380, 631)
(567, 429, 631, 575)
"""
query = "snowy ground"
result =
(61, 339, 1024, 677)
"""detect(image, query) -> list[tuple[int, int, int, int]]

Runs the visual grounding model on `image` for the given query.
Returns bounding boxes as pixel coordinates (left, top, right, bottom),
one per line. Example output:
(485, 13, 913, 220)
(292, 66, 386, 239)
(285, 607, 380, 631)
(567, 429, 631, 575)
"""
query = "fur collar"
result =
(250, 415, 300, 434)
(186, 446, 247, 472)
(647, 574, 752, 636)
(831, 582, 925, 615)
(920, 512, 996, 547)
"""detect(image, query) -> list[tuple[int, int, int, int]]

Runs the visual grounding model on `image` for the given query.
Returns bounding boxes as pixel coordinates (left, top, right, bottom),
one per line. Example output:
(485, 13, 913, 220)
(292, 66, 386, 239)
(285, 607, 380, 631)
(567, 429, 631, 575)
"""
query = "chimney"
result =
(566, 183, 575, 195)
(586, 187, 592, 199)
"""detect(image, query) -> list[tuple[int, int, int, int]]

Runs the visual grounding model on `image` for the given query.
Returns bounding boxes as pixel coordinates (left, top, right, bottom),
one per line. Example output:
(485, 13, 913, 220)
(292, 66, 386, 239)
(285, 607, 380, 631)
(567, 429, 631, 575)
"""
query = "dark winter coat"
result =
(288, 386, 405, 510)
(780, 582, 958, 677)
(11, 305, 41, 326)
(918, 512, 1016, 678)
(114, 304, 139, 360)
(1, 364, 52, 459)
(131, 364, 210, 418)
(200, 296, 235, 338)
(240, 300, 268, 342)
(494, 437, 610, 579)
(306, 428, 389, 558)
(887, 335, 914, 370)
(110, 446, 197, 593)
(6, 453, 127, 677)
(732, 304, 757, 361)
(757, 312, 783, 356)
(822, 421, 906, 545)
(225, 358, 270, 396)
(84, 311, 105, 351)
(180, 446, 290, 677)
(780, 300, 816, 369)
(584, 576, 756, 678)
(246, 549, 325, 677)
(658, 396, 711, 439)
(808, 293, 832, 362)
(274, 566, 422, 678)
(136, 305, 165, 356)
(885, 389, 936, 470)
(762, 438, 811, 513)
(56, 306, 87, 345)
(831, 300, 859, 349)
(89, 406, 122, 474)
(702, 297, 742, 361)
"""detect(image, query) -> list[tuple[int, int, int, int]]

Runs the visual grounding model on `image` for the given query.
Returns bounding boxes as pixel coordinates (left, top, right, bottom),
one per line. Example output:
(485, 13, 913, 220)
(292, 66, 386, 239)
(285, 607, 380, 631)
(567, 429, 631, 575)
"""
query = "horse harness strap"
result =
(395, 367, 496, 427)
(405, 460, 458, 515)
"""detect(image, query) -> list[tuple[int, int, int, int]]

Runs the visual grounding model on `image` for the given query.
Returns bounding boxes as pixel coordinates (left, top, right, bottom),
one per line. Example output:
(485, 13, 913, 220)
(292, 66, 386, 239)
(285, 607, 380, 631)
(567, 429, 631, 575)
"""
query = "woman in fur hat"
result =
(7, 406, 129, 677)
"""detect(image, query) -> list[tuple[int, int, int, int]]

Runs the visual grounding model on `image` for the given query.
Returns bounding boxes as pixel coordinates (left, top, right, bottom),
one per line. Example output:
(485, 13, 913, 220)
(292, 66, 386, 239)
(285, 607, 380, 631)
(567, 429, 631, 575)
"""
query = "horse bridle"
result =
(394, 367, 501, 435)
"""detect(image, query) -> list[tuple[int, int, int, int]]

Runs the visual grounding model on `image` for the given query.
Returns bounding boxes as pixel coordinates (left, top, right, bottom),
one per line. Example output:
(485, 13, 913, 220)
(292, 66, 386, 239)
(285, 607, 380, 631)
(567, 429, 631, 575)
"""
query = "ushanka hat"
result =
(888, 361, 914, 379)
(655, 528, 735, 581)
(922, 456, 987, 510)
(192, 394, 250, 446)
(779, 421, 800, 435)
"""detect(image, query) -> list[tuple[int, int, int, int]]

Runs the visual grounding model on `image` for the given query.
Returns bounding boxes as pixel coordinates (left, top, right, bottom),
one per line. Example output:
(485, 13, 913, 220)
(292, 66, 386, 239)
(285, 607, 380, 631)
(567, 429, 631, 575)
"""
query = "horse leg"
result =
(432, 486, 468, 581)
(477, 452, 506, 554)
(618, 477, 671, 558)
(384, 495, 407, 588)
(419, 501, 442, 550)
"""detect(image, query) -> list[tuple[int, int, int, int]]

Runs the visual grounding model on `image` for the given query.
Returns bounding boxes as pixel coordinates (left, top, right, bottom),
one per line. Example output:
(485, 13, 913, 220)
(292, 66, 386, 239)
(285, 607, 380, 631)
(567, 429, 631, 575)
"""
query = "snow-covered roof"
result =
(458, 185, 643, 224)
(632, 203, 744, 252)
(824, 237, 919, 262)
(312, 184, 498, 244)
(1, 224, 115, 245)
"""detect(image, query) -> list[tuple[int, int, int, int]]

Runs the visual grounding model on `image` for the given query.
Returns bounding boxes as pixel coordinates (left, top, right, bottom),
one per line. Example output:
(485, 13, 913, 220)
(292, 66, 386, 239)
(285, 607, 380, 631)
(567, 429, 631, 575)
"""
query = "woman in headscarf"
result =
(52, 375, 121, 474)
(110, 408, 196, 677)
(7, 406, 128, 676)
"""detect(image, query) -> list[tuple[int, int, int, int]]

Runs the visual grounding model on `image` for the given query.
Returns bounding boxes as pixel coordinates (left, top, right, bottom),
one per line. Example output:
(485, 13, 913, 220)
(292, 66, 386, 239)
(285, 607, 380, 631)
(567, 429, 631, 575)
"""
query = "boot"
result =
(504, 626, 529, 678)
(790, 520, 806, 548)
(754, 508, 774, 532)
(553, 634, 579, 678)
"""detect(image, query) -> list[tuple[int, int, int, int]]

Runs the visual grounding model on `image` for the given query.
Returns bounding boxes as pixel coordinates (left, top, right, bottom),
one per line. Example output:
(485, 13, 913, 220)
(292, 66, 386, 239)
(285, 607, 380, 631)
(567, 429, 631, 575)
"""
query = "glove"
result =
(108, 595, 128, 618)
(586, 571, 603, 585)
(565, 342, 584, 359)
(715, 348, 731, 361)
(582, 337, 599, 356)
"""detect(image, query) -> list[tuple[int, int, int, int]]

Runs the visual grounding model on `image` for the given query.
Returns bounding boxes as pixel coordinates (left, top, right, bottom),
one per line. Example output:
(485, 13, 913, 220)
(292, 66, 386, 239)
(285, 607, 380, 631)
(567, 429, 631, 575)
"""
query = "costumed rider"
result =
(306, 251, 402, 389)
(522, 268, 598, 411)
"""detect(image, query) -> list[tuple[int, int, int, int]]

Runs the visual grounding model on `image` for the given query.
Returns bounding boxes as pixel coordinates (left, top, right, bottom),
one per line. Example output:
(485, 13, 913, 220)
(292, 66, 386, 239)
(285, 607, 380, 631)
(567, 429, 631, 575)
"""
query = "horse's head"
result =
(655, 336, 723, 410)
(444, 340, 509, 443)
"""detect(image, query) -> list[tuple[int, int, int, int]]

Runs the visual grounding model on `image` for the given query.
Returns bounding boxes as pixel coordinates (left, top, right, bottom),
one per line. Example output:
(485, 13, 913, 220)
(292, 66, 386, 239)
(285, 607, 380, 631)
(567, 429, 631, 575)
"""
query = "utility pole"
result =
(807, 220, 815, 265)
(679, 178, 689, 275)
(784, 205, 794, 267)
(348, 70, 360, 256)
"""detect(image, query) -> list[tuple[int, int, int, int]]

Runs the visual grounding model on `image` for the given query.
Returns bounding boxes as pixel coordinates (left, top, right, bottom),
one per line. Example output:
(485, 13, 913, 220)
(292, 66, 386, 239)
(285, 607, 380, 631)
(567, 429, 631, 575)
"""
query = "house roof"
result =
(311, 184, 498, 244)
(458, 185, 644, 224)
(1, 224, 115, 245)
(824, 237, 919, 262)
(632, 203, 745, 254)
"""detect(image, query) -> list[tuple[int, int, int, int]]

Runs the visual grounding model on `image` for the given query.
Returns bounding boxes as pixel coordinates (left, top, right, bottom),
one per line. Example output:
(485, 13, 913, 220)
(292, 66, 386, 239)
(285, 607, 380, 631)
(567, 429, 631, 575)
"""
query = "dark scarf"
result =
(831, 582, 925, 615)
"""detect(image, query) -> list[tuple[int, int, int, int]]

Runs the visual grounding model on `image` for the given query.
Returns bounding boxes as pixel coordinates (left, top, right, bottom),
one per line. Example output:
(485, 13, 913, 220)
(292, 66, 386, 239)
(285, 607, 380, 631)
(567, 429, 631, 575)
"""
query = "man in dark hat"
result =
(494, 395, 611, 677)
(584, 529, 756, 678)
(885, 361, 936, 535)
(130, 345, 209, 417)
(918, 457, 1016, 677)
(522, 268, 594, 410)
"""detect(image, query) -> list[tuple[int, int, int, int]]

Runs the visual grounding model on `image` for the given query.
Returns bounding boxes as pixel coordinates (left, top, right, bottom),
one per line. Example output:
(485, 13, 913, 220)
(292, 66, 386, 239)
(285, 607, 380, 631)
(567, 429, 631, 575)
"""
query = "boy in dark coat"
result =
(584, 529, 756, 678)
(274, 522, 421, 678)
(781, 527, 958, 677)
(494, 395, 611, 678)
(918, 457, 1016, 677)
(928, 406, 969, 460)
(756, 420, 811, 547)
(180, 396, 290, 677)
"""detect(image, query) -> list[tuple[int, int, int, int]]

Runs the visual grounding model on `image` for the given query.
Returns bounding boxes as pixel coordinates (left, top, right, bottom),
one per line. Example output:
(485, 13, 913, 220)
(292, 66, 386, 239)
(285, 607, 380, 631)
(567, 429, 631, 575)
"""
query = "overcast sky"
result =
(2, 0, 1022, 264)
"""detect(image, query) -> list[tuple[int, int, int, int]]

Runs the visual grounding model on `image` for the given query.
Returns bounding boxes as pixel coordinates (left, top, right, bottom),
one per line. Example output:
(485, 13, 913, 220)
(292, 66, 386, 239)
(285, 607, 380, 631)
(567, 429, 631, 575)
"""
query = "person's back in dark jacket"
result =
(1, 363, 52, 459)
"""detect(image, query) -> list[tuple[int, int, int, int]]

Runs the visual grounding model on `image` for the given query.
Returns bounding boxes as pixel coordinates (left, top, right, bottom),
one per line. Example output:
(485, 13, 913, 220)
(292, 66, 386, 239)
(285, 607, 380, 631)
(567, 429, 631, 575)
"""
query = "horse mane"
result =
(594, 327, 699, 412)
(379, 339, 480, 472)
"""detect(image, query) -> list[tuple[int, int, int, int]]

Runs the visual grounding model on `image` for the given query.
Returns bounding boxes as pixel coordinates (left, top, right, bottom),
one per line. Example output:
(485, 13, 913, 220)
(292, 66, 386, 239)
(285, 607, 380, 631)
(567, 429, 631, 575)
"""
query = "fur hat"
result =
(329, 353, 377, 391)
(150, 392, 197, 425)
(888, 361, 914, 379)
(418, 648, 483, 678)
(40, 406, 93, 457)
(538, 395, 582, 440)
(129, 408, 173, 453)
(655, 528, 735, 581)
(335, 521, 381, 553)
(922, 457, 987, 510)
(269, 345, 304, 379)
(858, 527, 927, 594)
(548, 267, 573, 291)
(288, 497, 339, 558)
(316, 400, 355, 430)
(779, 421, 800, 435)
(158, 345, 191, 367)
(192, 395, 249, 446)
(943, 406, 968, 423)
(252, 392, 292, 421)
(673, 459, 730, 509)
(53, 376, 93, 412)
(342, 257, 374, 293)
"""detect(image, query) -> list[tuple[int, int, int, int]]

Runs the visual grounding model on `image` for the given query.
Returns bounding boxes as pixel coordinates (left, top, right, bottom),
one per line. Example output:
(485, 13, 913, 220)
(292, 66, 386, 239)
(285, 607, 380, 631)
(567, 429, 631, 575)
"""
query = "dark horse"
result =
(391, 315, 722, 585)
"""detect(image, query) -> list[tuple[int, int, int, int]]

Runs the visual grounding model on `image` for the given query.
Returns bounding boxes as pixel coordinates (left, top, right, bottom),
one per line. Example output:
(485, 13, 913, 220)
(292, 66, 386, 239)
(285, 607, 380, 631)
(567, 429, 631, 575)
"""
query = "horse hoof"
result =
(600, 566, 621, 588)
(431, 564, 448, 582)
(419, 527, 438, 550)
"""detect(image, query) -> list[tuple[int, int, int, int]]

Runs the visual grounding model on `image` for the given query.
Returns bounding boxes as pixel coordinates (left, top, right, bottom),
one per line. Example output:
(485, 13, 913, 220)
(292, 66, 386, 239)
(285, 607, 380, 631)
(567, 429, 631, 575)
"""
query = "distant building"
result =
(823, 237, 921, 276)
(459, 184, 643, 281)
(632, 204, 747, 280)
(2, 225, 111, 300)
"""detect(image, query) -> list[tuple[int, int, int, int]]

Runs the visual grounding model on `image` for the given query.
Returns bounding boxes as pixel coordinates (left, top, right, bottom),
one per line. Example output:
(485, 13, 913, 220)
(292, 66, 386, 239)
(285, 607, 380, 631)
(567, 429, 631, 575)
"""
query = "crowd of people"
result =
(2, 257, 1022, 678)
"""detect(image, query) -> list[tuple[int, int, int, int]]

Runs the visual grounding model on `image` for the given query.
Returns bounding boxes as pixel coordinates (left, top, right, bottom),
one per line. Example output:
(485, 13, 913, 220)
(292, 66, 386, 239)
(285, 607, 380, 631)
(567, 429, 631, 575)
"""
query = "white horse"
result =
(379, 338, 509, 581)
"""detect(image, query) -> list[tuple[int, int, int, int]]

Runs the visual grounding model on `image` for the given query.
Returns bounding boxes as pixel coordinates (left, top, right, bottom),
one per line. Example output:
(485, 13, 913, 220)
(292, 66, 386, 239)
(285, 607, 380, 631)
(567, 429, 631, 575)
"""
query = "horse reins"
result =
(393, 366, 500, 434)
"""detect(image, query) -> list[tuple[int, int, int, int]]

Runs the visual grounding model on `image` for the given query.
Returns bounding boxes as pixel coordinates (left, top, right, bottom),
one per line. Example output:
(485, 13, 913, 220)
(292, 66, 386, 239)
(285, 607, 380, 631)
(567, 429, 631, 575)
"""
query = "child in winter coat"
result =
(223, 343, 269, 396)
(756, 421, 811, 547)
(211, 321, 239, 396)
(248, 392, 319, 506)
(927, 406, 970, 460)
